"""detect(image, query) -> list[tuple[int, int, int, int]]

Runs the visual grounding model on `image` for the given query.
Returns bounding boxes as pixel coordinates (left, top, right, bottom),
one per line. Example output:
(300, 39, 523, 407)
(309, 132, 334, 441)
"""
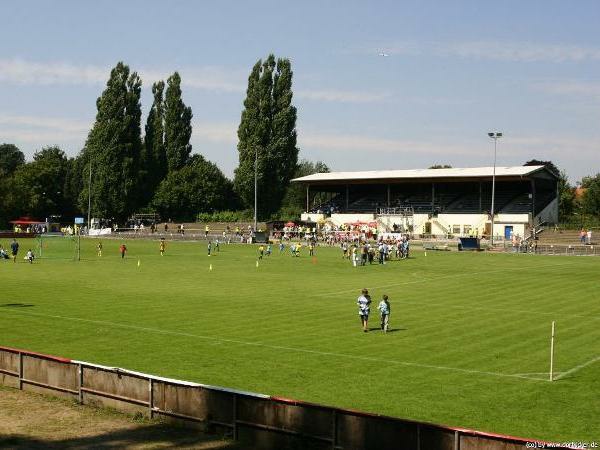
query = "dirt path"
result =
(0, 386, 245, 449)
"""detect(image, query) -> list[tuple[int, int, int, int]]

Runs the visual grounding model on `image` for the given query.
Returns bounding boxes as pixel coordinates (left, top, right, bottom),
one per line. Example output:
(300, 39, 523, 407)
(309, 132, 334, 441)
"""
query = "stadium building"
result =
(292, 165, 558, 239)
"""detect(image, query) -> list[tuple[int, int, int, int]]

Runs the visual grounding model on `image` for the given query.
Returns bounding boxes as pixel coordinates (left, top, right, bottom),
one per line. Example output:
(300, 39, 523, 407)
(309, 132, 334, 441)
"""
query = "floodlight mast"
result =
(254, 146, 258, 233)
(488, 132, 502, 246)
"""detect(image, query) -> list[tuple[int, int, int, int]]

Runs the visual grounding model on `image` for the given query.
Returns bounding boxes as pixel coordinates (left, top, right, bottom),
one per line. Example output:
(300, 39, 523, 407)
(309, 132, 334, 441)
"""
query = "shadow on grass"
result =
(0, 303, 35, 307)
(0, 422, 246, 449)
(366, 327, 407, 332)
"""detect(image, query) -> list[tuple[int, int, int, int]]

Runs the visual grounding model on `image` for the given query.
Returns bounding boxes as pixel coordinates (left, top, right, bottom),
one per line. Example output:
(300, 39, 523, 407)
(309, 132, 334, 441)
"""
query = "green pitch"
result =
(1, 236, 598, 442)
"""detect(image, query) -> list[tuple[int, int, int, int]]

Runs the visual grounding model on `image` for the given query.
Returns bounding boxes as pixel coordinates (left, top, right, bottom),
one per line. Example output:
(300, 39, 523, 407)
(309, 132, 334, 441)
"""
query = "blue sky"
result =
(1, 0, 599, 182)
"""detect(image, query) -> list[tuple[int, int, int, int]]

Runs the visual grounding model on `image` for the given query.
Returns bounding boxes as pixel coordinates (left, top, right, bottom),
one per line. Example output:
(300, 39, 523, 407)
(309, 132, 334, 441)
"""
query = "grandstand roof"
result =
(292, 165, 551, 183)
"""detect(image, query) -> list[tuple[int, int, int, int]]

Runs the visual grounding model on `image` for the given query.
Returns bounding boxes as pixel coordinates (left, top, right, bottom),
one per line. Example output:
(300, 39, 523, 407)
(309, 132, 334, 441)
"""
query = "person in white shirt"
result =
(357, 288, 372, 332)
(377, 295, 391, 333)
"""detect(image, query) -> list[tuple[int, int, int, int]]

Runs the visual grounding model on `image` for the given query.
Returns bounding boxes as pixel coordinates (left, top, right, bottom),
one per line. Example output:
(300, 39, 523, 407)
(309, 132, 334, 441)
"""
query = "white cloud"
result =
(192, 121, 238, 144)
(296, 89, 388, 103)
(0, 113, 91, 145)
(374, 40, 600, 63)
(0, 59, 387, 103)
(534, 81, 600, 99)
(0, 59, 246, 94)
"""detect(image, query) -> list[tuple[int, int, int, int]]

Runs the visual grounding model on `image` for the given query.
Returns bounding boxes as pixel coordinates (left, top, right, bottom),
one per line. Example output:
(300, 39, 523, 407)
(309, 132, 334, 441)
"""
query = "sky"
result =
(1, 0, 599, 183)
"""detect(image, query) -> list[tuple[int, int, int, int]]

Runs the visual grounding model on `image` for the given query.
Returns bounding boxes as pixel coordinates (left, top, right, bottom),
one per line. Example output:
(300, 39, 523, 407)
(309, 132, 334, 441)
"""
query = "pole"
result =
(254, 146, 258, 232)
(549, 321, 555, 381)
(490, 137, 497, 246)
(77, 232, 81, 262)
(87, 161, 92, 230)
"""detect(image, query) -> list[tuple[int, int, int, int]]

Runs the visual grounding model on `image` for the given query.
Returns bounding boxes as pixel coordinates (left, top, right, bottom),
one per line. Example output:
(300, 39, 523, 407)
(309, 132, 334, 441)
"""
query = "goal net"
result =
(36, 234, 78, 260)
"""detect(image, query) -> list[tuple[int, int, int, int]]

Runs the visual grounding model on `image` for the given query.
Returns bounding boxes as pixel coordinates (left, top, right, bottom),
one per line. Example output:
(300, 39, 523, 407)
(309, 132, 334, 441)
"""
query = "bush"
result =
(196, 210, 254, 223)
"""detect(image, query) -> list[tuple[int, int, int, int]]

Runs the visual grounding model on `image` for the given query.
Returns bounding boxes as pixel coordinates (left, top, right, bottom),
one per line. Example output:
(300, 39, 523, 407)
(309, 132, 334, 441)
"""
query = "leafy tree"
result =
(78, 62, 143, 220)
(164, 72, 193, 172)
(152, 155, 233, 221)
(581, 173, 600, 216)
(234, 55, 298, 219)
(557, 171, 576, 219)
(3, 147, 71, 220)
(141, 80, 166, 205)
(428, 164, 452, 169)
(279, 159, 329, 217)
(524, 159, 560, 177)
(0, 143, 25, 177)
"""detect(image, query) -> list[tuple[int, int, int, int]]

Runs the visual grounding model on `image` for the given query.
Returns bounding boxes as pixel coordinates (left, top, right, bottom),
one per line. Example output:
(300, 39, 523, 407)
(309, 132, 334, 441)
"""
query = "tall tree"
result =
(279, 159, 330, 217)
(0, 143, 25, 177)
(141, 80, 166, 205)
(164, 72, 193, 172)
(152, 154, 233, 221)
(581, 173, 600, 216)
(78, 62, 143, 220)
(234, 55, 298, 219)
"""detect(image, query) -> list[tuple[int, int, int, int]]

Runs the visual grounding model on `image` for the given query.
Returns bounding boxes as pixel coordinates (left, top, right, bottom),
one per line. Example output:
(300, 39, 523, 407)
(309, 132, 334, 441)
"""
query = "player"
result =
(357, 288, 372, 332)
(341, 242, 348, 259)
(26, 249, 35, 264)
(207, 240, 212, 256)
(205, 225, 210, 238)
(279, 240, 285, 253)
(119, 243, 127, 259)
(97, 241, 103, 257)
(11, 239, 19, 263)
(258, 244, 264, 259)
(377, 295, 391, 333)
(309, 241, 315, 256)
(266, 244, 272, 256)
(159, 238, 165, 256)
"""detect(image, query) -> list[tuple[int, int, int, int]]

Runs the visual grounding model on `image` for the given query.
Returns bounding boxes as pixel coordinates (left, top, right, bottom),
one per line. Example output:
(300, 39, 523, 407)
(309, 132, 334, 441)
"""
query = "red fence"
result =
(0, 345, 574, 450)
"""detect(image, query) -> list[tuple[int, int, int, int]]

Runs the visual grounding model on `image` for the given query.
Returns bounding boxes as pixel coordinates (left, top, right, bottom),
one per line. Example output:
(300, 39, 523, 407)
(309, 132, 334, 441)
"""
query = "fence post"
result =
(232, 393, 238, 440)
(454, 430, 460, 450)
(18, 352, 23, 390)
(148, 378, 154, 418)
(331, 410, 337, 450)
(78, 363, 83, 404)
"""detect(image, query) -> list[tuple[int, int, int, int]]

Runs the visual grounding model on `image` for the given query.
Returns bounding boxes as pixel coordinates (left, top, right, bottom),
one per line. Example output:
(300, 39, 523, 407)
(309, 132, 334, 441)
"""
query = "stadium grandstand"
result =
(292, 165, 558, 239)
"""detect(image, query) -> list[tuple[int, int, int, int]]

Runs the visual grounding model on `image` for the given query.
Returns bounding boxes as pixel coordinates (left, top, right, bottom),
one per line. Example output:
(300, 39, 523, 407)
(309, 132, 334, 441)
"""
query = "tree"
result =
(428, 164, 452, 169)
(557, 170, 575, 219)
(141, 80, 167, 205)
(78, 62, 143, 220)
(279, 159, 329, 217)
(0, 143, 25, 177)
(234, 55, 299, 219)
(152, 155, 233, 221)
(581, 173, 600, 216)
(164, 72, 193, 172)
(524, 159, 560, 177)
(4, 147, 71, 220)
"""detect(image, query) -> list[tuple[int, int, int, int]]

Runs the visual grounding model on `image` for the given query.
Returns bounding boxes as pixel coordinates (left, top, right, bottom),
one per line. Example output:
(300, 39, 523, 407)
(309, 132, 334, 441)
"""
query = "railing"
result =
(0, 345, 574, 450)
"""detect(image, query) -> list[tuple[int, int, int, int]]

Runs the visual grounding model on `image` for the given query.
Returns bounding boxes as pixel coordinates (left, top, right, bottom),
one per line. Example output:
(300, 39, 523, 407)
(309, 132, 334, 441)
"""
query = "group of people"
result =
(357, 288, 392, 333)
(341, 237, 410, 267)
(580, 229, 593, 245)
(0, 239, 34, 263)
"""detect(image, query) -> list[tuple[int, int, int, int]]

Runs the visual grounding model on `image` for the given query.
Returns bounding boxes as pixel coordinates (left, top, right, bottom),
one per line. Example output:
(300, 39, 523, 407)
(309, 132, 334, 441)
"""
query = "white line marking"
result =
(553, 355, 600, 380)
(313, 260, 583, 298)
(2, 309, 545, 382)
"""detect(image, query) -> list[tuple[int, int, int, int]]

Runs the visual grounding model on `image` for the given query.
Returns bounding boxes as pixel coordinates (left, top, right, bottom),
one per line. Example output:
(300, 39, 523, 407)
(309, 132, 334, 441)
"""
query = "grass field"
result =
(1, 236, 599, 442)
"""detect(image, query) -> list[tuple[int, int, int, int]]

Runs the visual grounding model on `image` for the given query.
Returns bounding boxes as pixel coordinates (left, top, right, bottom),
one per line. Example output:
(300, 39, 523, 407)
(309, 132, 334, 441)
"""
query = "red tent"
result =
(285, 221, 296, 227)
(9, 216, 44, 225)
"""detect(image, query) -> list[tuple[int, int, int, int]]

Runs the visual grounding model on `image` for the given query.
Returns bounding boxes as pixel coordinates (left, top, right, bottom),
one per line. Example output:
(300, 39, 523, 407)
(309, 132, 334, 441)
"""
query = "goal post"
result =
(37, 234, 78, 260)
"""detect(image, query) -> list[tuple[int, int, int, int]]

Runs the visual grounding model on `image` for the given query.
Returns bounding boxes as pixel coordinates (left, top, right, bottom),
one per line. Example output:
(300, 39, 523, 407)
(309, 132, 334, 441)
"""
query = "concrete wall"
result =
(0, 345, 569, 450)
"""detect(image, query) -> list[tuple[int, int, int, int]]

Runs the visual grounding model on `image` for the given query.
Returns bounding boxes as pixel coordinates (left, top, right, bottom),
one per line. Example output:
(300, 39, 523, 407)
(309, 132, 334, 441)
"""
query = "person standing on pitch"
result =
(377, 295, 391, 333)
(97, 241, 103, 257)
(10, 239, 19, 263)
(357, 288, 372, 332)
(207, 240, 212, 256)
(119, 243, 127, 259)
(159, 238, 165, 256)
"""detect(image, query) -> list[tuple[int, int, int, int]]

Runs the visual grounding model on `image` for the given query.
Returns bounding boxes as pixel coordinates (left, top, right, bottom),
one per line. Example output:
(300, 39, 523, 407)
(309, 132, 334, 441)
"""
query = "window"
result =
(452, 225, 461, 235)
(463, 225, 472, 235)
